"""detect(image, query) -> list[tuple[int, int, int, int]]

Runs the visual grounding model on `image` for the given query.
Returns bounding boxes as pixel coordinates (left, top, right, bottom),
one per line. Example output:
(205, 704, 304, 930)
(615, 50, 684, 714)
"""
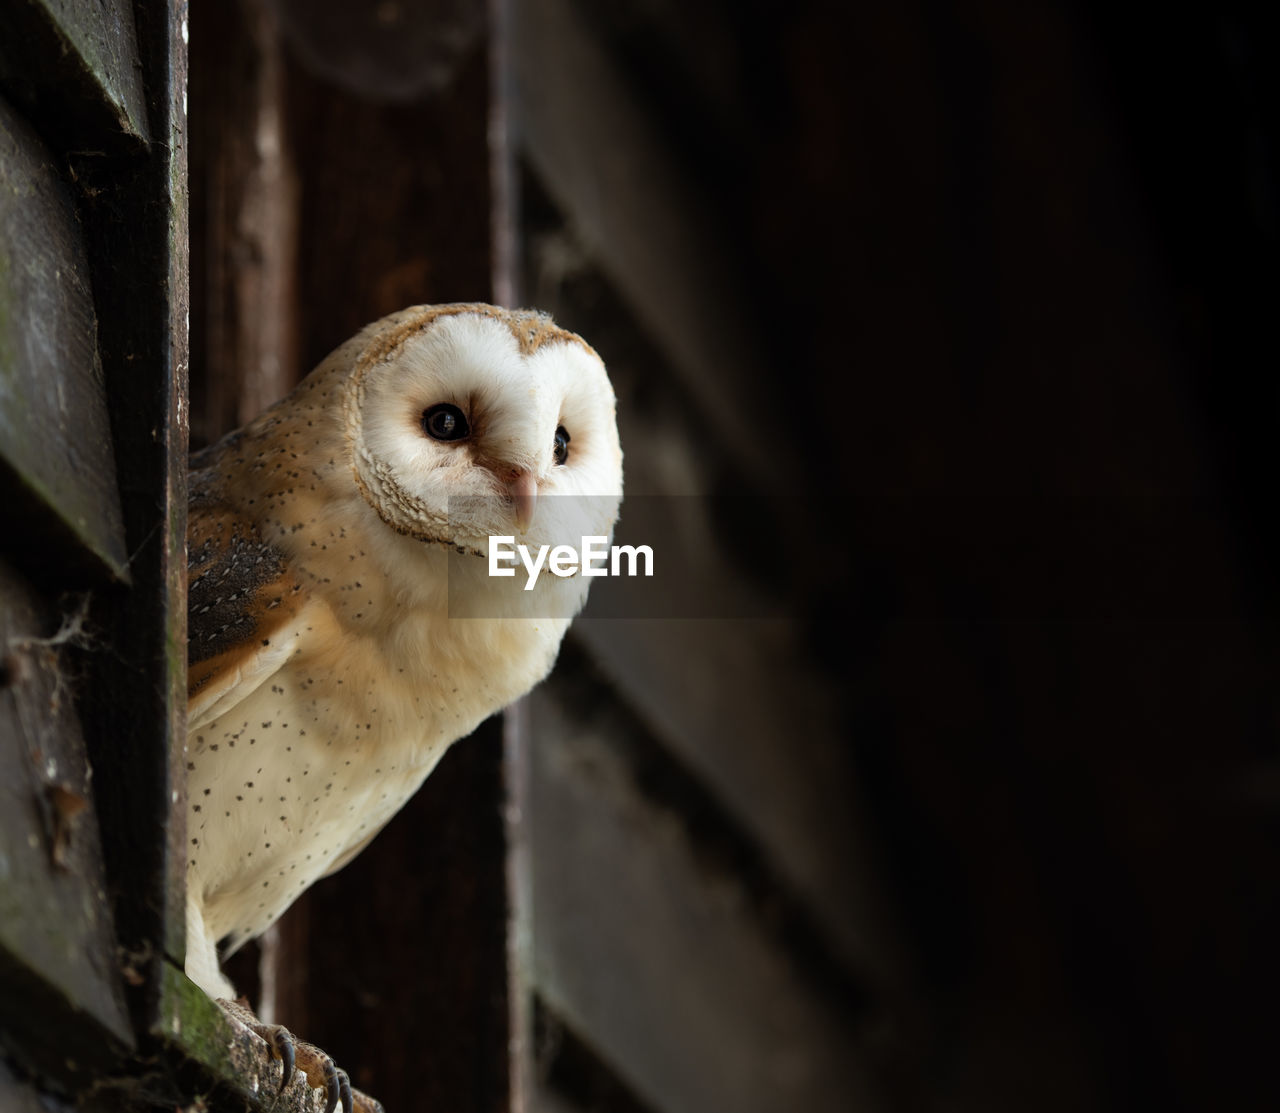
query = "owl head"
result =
(341, 304, 623, 613)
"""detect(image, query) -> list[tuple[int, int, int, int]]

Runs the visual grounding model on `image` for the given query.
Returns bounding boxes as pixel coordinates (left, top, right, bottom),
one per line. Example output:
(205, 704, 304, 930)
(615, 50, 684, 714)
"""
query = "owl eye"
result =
(422, 403, 470, 442)
(553, 425, 570, 466)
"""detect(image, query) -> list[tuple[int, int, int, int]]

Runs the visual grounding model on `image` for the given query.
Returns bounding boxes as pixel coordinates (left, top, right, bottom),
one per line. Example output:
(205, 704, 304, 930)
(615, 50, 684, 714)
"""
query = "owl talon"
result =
(292, 1037, 376, 1113)
(266, 1024, 296, 1092)
(320, 1060, 353, 1113)
(214, 999, 296, 1094)
(213, 998, 377, 1110)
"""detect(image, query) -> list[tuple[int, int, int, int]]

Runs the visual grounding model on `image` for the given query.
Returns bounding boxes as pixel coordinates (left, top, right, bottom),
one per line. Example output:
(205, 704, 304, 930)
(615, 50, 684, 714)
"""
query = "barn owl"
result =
(185, 304, 622, 1111)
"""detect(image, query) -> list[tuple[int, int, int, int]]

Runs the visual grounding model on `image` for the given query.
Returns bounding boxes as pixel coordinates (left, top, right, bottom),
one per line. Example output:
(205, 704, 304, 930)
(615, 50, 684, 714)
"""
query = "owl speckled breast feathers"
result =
(184, 304, 621, 1107)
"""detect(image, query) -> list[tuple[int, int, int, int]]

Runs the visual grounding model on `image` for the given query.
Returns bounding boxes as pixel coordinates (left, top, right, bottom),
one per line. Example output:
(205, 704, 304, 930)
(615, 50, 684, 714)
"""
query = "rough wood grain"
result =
(0, 97, 129, 585)
(571, 616, 889, 974)
(0, 0, 148, 152)
(266, 0, 483, 102)
(526, 682, 882, 1113)
(0, 559, 133, 1084)
(190, 0, 299, 449)
(0, 1057, 74, 1113)
(70, 0, 189, 1059)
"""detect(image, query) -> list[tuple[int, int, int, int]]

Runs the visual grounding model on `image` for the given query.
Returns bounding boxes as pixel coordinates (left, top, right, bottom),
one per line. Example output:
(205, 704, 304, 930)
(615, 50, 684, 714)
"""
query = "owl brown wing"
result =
(187, 463, 310, 731)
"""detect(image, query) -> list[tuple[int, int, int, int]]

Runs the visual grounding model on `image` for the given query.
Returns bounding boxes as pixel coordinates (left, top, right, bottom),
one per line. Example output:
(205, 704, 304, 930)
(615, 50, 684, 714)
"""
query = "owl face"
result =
(347, 307, 623, 570)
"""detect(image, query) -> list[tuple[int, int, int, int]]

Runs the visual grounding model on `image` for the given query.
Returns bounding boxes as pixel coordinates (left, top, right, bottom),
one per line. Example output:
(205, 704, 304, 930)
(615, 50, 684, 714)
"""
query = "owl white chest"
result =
(186, 595, 562, 949)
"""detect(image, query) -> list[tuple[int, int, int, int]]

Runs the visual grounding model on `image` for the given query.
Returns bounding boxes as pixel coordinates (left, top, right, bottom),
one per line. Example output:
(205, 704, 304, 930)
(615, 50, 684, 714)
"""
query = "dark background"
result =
(187, 1, 1280, 1111)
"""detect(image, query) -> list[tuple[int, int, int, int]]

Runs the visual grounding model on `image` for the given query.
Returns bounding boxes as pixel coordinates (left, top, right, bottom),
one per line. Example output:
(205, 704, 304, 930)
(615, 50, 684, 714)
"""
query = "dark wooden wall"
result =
(0, 0, 193, 1108)
(511, 1, 1280, 1110)
(193, 0, 1280, 1110)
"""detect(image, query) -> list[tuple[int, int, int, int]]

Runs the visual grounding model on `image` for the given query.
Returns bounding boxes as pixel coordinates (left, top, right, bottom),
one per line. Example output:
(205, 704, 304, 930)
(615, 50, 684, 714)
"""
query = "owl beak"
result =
(508, 470, 538, 531)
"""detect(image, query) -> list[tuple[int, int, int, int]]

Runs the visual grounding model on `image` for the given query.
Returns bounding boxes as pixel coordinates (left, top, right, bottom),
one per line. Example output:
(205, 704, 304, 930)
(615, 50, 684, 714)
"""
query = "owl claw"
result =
(265, 1023, 296, 1092)
(213, 998, 376, 1111)
(320, 1060, 353, 1113)
(214, 999, 297, 1094)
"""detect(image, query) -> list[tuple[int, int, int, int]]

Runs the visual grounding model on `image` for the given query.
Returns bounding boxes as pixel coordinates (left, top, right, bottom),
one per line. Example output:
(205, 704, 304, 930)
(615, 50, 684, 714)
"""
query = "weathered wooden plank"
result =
(527, 682, 882, 1113)
(266, 0, 483, 102)
(0, 1056, 74, 1113)
(70, 0, 188, 1049)
(190, 0, 298, 448)
(570, 617, 891, 975)
(0, 559, 133, 1085)
(285, 35, 495, 371)
(531, 1000, 658, 1113)
(0, 97, 129, 584)
(0, 0, 148, 151)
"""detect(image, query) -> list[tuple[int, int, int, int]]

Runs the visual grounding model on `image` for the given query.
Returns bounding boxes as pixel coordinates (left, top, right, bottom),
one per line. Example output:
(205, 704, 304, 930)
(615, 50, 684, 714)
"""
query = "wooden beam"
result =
(190, 0, 299, 447)
(528, 683, 882, 1113)
(0, 560, 134, 1084)
(0, 0, 149, 151)
(0, 98, 129, 585)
